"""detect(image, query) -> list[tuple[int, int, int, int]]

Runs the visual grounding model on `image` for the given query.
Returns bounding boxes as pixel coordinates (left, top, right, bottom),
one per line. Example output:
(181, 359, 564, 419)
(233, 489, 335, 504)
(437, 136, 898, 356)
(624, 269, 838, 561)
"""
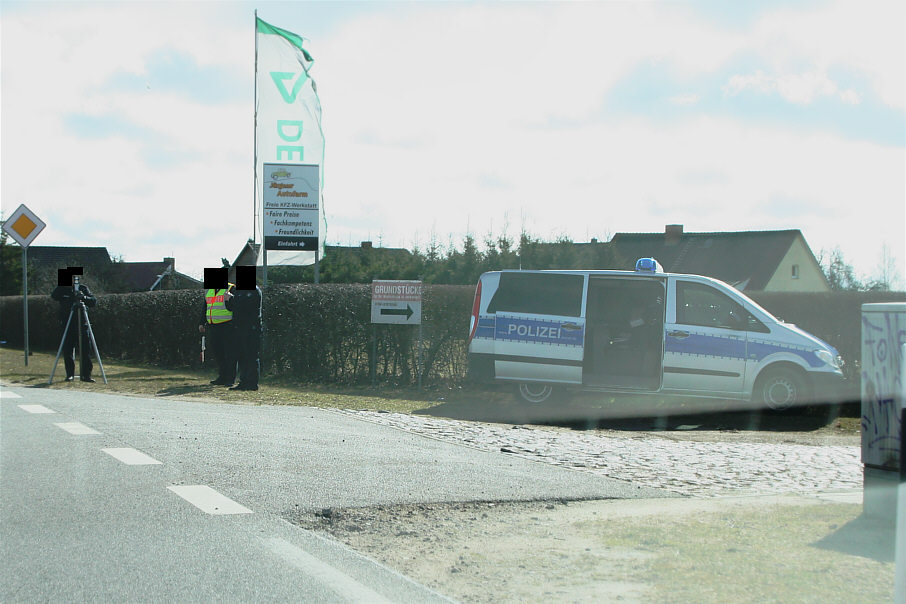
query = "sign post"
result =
(371, 280, 424, 386)
(23, 247, 27, 364)
(2, 204, 46, 366)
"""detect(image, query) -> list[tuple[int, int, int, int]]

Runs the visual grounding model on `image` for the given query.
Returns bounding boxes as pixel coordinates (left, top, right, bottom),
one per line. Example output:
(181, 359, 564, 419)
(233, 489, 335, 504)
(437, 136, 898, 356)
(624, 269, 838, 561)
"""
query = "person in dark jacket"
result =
(51, 267, 98, 382)
(225, 265, 262, 391)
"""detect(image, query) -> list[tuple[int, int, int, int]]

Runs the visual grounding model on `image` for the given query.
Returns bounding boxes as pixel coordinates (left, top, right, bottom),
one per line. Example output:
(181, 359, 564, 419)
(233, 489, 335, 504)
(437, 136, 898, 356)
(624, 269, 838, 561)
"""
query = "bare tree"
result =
(869, 243, 903, 291)
(817, 247, 863, 291)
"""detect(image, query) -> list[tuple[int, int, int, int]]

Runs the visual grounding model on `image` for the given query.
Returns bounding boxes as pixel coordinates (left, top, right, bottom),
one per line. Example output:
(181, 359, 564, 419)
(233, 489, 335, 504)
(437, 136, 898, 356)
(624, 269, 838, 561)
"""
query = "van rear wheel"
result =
(516, 383, 564, 404)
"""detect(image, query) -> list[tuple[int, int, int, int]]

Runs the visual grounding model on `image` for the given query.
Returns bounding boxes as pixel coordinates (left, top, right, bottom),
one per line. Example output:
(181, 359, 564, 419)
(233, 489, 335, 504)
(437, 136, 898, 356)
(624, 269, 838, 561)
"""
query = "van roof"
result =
(488, 268, 689, 278)
(481, 268, 735, 288)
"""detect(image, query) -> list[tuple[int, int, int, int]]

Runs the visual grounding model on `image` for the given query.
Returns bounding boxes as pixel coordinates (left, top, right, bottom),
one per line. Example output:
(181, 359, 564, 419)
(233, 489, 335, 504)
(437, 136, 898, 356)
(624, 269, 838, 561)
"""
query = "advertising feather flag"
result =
(255, 16, 325, 267)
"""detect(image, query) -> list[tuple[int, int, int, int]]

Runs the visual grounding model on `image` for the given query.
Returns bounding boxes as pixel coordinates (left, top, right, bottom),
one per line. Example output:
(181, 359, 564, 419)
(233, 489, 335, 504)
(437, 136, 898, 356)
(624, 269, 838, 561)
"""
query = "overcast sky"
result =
(2, 1, 903, 286)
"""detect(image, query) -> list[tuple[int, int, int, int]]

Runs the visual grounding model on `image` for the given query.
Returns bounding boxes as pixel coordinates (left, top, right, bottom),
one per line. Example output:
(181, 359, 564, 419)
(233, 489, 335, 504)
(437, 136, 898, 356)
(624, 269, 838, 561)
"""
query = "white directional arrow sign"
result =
(371, 280, 422, 325)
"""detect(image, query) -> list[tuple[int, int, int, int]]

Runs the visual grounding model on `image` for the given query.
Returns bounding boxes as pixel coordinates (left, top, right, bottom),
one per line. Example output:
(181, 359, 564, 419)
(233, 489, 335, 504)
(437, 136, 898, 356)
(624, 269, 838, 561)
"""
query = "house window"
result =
(791, 264, 800, 279)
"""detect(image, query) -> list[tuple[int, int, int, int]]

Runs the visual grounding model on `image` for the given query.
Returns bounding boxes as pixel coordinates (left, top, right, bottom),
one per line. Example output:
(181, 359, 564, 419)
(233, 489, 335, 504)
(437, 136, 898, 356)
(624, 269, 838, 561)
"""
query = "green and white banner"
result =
(256, 17, 325, 263)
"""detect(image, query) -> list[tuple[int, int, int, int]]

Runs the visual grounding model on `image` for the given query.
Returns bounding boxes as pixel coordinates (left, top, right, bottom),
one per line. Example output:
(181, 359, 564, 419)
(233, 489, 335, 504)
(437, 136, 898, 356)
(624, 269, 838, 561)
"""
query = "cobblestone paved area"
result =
(336, 410, 862, 497)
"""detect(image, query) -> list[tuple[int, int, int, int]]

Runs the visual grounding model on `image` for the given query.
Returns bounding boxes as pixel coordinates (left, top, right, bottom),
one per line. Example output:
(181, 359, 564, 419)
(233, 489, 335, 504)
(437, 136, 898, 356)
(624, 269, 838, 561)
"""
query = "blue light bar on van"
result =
(635, 258, 663, 273)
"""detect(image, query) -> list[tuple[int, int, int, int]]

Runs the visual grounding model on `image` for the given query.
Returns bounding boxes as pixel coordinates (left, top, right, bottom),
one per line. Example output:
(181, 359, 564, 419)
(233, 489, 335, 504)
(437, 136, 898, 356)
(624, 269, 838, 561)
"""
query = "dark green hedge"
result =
(1, 286, 901, 386)
(0, 285, 474, 385)
(0, 290, 205, 368)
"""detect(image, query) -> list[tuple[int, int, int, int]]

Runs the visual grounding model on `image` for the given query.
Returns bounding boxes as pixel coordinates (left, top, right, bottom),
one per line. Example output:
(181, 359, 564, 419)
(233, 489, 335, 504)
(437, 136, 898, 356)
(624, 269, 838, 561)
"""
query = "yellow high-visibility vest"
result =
(205, 285, 234, 324)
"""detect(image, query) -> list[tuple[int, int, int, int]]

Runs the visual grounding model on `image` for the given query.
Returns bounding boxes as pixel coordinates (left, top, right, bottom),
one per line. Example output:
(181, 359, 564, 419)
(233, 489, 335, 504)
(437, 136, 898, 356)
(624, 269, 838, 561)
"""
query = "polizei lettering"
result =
(506, 323, 561, 340)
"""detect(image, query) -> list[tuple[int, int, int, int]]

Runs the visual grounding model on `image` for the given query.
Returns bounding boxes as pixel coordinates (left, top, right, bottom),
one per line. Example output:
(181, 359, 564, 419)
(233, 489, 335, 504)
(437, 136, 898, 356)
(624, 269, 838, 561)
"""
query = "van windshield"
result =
(487, 272, 584, 317)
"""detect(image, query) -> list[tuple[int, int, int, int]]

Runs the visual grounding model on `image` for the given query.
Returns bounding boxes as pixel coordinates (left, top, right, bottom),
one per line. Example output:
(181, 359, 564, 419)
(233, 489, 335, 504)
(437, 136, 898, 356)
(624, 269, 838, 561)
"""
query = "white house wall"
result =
(764, 236, 830, 292)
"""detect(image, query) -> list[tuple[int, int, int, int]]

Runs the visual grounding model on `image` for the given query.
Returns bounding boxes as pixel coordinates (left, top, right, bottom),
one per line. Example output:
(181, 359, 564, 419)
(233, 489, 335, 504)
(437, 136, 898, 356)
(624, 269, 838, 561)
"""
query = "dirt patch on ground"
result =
(294, 495, 894, 604)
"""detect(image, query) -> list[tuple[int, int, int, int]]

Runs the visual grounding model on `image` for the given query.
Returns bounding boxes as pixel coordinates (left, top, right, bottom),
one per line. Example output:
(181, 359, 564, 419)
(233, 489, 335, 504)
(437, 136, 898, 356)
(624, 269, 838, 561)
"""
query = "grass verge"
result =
(1, 347, 860, 435)
(0, 347, 465, 414)
(594, 502, 891, 603)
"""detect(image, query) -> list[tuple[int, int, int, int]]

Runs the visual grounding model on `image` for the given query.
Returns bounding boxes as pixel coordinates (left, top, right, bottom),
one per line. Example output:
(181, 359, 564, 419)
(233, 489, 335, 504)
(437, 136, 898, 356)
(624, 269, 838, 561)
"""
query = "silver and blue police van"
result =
(466, 258, 845, 410)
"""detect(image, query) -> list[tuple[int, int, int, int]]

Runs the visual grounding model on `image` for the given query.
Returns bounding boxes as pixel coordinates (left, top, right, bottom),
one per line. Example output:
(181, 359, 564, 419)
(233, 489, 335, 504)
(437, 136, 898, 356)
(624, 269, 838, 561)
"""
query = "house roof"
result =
(25, 246, 112, 267)
(112, 261, 200, 291)
(610, 228, 807, 290)
(232, 241, 260, 267)
(24, 246, 201, 290)
(118, 262, 170, 291)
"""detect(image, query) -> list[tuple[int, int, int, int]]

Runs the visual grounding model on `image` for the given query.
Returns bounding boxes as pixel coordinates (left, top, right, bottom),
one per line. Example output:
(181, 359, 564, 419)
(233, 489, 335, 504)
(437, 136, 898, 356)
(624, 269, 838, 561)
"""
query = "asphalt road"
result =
(1, 384, 666, 602)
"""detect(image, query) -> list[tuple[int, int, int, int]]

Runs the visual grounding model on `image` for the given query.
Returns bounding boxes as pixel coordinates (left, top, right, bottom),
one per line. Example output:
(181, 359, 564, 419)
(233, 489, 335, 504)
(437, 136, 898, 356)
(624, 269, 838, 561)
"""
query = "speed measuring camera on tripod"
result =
(49, 268, 107, 385)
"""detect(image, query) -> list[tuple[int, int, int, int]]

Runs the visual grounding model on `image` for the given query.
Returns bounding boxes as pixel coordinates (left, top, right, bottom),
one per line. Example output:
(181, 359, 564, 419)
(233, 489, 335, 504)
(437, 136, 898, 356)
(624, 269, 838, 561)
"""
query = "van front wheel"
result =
(516, 383, 564, 404)
(753, 368, 809, 412)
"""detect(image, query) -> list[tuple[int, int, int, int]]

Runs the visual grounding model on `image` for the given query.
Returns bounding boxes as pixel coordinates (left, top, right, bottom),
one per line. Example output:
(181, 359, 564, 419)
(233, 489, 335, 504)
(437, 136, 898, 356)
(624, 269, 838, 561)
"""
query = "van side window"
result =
(676, 282, 748, 330)
(487, 273, 584, 317)
(745, 312, 770, 333)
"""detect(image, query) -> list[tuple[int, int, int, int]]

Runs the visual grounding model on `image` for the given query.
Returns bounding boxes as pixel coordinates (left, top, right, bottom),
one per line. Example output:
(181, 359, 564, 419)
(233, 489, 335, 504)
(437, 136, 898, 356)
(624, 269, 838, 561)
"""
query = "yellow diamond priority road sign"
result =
(2, 204, 46, 247)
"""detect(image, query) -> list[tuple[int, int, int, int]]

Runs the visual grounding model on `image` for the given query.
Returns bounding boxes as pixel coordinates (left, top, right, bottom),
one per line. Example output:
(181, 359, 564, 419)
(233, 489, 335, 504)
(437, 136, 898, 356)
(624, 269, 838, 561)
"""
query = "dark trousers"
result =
(208, 321, 237, 383)
(59, 312, 93, 379)
(235, 324, 261, 388)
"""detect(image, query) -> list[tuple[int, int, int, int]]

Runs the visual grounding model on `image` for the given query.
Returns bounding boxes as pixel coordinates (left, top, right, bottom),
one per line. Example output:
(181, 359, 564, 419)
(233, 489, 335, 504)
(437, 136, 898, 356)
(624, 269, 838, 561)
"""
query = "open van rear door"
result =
(583, 276, 666, 391)
(488, 272, 586, 385)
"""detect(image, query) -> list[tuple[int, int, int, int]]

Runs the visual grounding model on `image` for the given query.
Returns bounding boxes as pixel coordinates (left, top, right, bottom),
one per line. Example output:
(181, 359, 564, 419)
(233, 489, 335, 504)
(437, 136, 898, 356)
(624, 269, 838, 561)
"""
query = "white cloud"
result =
(668, 93, 702, 106)
(1, 3, 252, 277)
(749, 0, 904, 109)
(324, 109, 903, 275)
(722, 69, 862, 105)
(839, 89, 862, 105)
(1, 0, 902, 285)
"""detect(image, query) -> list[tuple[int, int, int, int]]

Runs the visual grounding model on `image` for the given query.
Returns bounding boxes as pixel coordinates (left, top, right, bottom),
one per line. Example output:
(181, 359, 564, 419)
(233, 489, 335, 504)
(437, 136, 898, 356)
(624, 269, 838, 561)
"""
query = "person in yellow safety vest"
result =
(199, 266, 238, 386)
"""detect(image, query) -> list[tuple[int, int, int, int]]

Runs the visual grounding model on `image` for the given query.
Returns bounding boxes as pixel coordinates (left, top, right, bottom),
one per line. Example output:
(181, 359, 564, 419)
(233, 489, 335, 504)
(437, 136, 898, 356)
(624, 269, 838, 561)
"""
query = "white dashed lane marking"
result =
(167, 485, 253, 515)
(0, 390, 22, 399)
(102, 447, 162, 465)
(18, 404, 55, 414)
(54, 422, 101, 435)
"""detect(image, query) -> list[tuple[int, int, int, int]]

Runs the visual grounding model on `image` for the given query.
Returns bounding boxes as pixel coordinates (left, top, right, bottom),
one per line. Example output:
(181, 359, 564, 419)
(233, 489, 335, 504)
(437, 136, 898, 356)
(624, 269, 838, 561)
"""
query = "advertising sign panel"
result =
(262, 163, 319, 251)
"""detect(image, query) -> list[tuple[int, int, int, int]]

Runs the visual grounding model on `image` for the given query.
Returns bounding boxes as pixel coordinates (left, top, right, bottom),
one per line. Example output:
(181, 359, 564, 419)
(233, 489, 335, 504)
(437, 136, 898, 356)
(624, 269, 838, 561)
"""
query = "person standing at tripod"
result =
(51, 267, 98, 382)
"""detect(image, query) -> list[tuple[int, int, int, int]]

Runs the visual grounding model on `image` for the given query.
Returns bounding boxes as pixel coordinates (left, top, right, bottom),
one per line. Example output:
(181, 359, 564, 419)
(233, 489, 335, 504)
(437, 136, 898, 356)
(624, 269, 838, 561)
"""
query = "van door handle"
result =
(668, 330, 689, 339)
(561, 322, 582, 331)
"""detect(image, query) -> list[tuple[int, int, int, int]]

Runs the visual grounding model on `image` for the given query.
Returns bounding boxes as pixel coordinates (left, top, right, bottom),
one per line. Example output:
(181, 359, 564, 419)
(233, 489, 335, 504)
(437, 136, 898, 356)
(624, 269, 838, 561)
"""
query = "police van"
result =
(467, 258, 845, 410)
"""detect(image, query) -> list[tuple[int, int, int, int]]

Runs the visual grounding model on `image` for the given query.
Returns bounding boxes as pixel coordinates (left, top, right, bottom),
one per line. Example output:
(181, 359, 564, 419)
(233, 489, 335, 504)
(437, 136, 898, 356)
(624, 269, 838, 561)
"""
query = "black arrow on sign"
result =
(380, 305, 414, 320)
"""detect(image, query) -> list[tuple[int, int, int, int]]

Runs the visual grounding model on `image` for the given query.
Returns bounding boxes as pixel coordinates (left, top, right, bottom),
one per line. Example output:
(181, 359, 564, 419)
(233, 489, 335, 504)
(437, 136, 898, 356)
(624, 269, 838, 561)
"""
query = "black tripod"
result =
(49, 283, 107, 385)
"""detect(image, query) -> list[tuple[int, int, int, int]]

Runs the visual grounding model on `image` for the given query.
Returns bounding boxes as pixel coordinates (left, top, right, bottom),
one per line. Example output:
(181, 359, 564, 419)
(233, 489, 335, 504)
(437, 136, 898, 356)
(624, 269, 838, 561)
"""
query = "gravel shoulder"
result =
(297, 410, 884, 603)
(299, 494, 894, 604)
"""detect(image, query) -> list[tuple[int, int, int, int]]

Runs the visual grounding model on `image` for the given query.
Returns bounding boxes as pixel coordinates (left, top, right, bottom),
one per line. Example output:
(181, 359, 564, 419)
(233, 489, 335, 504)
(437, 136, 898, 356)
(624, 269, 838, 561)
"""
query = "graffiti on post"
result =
(861, 307, 905, 470)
